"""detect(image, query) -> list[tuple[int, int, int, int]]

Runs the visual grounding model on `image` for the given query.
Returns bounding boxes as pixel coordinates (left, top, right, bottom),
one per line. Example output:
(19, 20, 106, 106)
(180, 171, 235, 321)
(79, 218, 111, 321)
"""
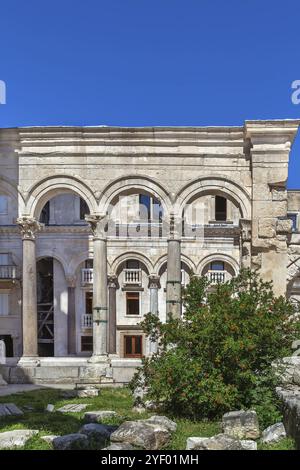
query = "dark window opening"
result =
(40, 201, 50, 225)
(215, 196, 227, 221)
(85, 259, 93, 269)
(81, 335, 93, 352)
(124, 335, 143, 358)
(80, 198, 90, 220)
(126, 292, 140, 315)
(287, 213, 298, 231)
(126, 260, 139, 269)
(85, 291, 93, 314)
(0, 334, 13, 357)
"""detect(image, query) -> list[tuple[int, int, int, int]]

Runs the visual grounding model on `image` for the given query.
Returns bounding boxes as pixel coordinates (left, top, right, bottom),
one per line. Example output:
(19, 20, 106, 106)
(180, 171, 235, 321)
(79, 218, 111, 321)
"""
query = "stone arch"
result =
(110, 251, 153, 275)
(154, 253, 197, 275)
(197, 253, 240, 276)
(0, 176, 25, 214)
(69, 250, 96, 278)
(175, 176, 251, 219)
(36, 252, 68, 278)
(24, 175, 98, 219)
(98, 175, 172, 217)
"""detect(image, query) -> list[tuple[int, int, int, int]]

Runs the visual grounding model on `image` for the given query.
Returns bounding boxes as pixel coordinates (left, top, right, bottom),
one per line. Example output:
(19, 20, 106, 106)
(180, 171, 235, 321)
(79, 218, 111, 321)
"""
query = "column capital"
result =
(16, 216, 43, 240)
(85, 213, 108, 239)
(66, 275, 77, 288)
(148, 274, 160, 289)
(108, 274, 119, 289)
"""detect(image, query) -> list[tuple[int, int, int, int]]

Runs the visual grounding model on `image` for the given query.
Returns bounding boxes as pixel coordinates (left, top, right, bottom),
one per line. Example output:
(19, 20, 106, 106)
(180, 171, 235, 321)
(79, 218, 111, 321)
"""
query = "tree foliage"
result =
(130, 269, 300, 425)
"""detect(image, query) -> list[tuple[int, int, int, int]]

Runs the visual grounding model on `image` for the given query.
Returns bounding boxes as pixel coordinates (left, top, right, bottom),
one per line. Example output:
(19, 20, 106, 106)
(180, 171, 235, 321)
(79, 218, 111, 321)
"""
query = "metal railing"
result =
(124, 268, 142, 285)
(0, 265, 16, 279)
(81, 268, 93, 284)
(81, 314, 93, 328)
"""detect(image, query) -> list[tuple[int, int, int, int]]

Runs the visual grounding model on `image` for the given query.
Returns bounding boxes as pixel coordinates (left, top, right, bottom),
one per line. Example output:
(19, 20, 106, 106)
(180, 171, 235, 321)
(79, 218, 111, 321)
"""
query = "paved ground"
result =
(0, 384, 74, 397)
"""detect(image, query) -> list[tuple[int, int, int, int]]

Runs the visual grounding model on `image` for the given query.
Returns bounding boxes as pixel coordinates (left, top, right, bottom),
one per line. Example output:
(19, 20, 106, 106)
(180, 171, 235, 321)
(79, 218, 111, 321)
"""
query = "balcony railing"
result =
(114, 222, 163, 238)
(123, 269, 142, 286)
(81, 314, 93, 329)
(207, 270, 227, 284)
(0, 265, 17, 279)
(81, 268, 93, 285)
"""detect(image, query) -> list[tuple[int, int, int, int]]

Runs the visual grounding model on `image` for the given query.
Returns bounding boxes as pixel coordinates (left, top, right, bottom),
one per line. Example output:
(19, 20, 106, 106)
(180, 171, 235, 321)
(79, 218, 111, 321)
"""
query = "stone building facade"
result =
(0, 120, 300, 384)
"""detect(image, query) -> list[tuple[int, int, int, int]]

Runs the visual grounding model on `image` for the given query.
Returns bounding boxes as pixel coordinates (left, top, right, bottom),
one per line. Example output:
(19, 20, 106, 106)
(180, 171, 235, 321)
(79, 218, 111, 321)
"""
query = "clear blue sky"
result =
(0, 0, 299, 187)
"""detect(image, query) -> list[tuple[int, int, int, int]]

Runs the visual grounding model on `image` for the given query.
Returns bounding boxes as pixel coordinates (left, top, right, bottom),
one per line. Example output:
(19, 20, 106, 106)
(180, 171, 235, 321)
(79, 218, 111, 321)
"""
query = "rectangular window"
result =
(0, 195, 8, 215)
(211, 261, 225, 271)
(287, 213, 298, 231)
(81, 335, 93, 352)
(0, 293, 9, 316)
(85, 291, 93, 314)
(126, 292, 140, 315)
(124, 335, 143, 358)
(215, 196, 227, 221)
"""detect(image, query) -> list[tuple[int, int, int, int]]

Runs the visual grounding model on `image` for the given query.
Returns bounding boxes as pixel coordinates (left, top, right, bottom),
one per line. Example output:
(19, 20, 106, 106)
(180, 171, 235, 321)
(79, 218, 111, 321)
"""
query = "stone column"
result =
(16, 217, 42, 360)
(86, 214, 108, 362)
(149, 275, 160, 315)
(166, 215, 182, 320)
(108, 274, 118, 355)
(66, 276, 77, 355)
(148, 275, 160, 353)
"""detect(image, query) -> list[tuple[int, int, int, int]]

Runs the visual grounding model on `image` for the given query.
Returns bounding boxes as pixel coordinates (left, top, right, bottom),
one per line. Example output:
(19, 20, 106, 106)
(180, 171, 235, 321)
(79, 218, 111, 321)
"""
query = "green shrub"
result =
(130, 269, 300, 424)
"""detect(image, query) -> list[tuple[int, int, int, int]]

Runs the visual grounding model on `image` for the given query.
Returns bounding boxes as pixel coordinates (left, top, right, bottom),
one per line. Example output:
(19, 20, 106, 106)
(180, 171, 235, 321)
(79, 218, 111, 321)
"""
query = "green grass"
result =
(0, 388, 296, 450)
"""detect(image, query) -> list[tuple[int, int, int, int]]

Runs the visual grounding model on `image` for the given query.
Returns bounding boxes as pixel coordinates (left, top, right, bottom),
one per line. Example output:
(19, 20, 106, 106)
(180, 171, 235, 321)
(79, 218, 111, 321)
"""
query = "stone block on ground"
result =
(41, 435, 59, 444)
(77, 388, 99, 398)
(0, 403, 24, 417)
(186, 434, 244, 450)
(240, 440, 257, 450)
(52, 433, 88, 450)
(84, 410, 118, 423)
(110, 420, 171, 450)
(143, 415, 177, 432)
(57, 403, 88, 413)
(261, 422, 286, 444)
(45, 404, 55, 412)
(0, 429, 39, 449)
(222, 410, 260, 439)
(79, 423, 118, 445)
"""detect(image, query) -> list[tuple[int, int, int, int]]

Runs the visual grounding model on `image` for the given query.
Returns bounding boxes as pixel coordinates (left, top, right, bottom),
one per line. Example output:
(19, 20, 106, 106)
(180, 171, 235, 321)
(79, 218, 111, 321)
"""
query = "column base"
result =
(0, 373, 7, 386)
(88, 354, 109, 364)
(17, 356, 41, 367)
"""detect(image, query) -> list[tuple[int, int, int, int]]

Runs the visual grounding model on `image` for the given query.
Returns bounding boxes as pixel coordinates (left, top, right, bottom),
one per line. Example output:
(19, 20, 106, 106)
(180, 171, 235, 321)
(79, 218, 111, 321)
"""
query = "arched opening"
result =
(183, 192, 242, 234)
(39, 194, 90, 226)
(108, 189, 164, 238)
(201, 260, 236, 284)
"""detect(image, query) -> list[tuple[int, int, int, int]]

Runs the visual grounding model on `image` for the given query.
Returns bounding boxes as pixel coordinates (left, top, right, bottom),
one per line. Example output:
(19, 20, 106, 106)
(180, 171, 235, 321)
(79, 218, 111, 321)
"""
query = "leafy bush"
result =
(130, 269, 300, 424)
